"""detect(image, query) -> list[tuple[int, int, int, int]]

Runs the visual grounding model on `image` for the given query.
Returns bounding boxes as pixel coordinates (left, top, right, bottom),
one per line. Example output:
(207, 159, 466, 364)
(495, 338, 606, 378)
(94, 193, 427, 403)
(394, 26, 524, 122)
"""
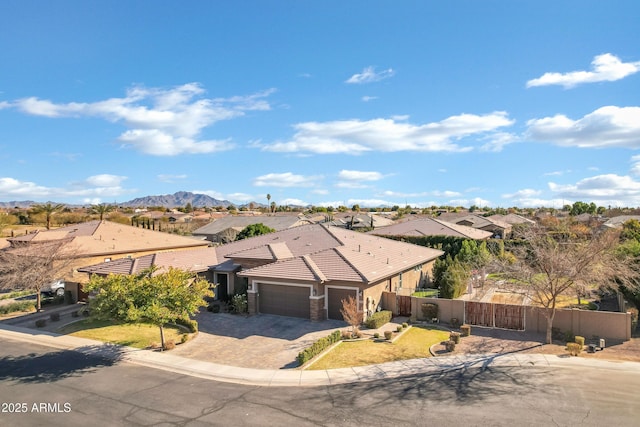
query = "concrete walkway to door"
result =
(170, 312, 349, 369)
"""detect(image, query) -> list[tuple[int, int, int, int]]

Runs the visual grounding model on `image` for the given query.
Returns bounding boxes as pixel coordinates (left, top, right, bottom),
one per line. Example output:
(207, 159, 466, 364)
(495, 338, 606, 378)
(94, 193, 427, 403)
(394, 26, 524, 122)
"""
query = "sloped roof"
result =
(192, 215, 310, 235)
(9, 220, 208, 256)
(450, 214, 511, 230)
(603, 215, 640, 228)
(367, 217, 492, 239)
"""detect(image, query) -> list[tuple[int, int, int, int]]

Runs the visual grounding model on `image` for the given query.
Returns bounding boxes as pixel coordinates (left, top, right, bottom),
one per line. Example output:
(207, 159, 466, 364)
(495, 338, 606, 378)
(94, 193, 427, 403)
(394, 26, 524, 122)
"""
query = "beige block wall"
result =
(411, 297, 465, 323)
(525, 306, 631, 341)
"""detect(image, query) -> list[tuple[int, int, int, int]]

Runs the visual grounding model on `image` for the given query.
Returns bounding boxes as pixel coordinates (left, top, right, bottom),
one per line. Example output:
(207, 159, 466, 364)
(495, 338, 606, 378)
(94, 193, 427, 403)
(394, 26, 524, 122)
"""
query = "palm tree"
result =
(266, 193, 271, 215)
(91, 204, 115, 220)
(31, 203, 65, 230)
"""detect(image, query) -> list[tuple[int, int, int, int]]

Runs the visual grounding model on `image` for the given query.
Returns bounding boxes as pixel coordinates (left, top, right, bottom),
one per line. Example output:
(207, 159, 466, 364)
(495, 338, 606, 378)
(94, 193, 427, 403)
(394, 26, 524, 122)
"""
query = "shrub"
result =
(575, 336, 585, 347)
(365, 310, 392, 329)
(35, 319, 46, 328)
(450, 331, 461, 344)
(552, 327, 563, 341)
(71, 310, 80, 318)
(296, 330, 341, 366)
(231, 294, 248, 314)
(373, 332, 380, 339)
(355, 330, 363, 339)
(402, 322, 408, 329)
(421, 303, 438, 321)
(341, 330, 352, 340)
(163, 340, 176, 350)
(207, 303, 221, 313)
(0, 301, 36, 315)
(460, 324, 471, 337)
(630, 307, 638, 332)
(566, 342, 582, 356)
(396, 325, 403, 332)
(450, 318, 460, 328)
(180, 334, 190, 344)
(50, 313, 60, 322)
(175, 317, 198, 333)
(564, 330, 575, 343)
(384, 330, 393, 340)
(445, 340, 456, 352)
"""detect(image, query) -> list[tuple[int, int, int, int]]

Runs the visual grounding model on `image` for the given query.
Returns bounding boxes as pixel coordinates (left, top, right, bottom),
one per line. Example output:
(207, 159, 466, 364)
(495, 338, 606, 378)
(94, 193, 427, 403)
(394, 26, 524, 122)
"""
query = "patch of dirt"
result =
(490, 292, 526, 305)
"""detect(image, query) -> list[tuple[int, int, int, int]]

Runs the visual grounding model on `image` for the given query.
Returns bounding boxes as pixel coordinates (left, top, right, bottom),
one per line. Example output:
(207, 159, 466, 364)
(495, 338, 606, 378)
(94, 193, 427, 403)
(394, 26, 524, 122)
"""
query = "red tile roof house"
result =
(78, 224, 443, 322)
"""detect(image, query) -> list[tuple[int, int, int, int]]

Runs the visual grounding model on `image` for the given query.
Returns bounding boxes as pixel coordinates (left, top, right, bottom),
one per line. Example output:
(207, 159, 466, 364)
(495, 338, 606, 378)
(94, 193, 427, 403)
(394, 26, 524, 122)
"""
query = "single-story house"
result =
(367, 217, 492, 240)
(440, 214, 512, 239)
(191, 214, 312, 243)
(78, 224, 444, 321)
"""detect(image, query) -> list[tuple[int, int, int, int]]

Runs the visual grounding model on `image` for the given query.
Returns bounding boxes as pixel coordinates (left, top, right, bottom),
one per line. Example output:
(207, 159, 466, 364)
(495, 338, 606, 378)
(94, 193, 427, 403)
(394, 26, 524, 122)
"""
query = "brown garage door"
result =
(327, 288, 357, 320)
(259, 283, 310, 318)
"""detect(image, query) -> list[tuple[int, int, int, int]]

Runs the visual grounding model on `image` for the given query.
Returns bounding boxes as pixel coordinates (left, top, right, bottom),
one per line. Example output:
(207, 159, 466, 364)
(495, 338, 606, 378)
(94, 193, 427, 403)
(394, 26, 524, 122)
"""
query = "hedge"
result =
(365, 310, 392, 329)
(296, 330, 341, 366)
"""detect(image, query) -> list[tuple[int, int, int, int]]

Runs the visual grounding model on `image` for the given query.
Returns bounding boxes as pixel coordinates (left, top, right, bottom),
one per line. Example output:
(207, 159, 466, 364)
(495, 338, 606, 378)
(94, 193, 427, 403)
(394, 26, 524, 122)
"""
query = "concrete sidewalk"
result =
(2, 323, 640, 387)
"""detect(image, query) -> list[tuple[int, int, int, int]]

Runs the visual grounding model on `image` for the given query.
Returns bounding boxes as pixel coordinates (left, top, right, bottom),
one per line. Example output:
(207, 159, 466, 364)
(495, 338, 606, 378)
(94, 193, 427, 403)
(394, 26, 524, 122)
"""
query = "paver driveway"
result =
(170, 312, 347, 369)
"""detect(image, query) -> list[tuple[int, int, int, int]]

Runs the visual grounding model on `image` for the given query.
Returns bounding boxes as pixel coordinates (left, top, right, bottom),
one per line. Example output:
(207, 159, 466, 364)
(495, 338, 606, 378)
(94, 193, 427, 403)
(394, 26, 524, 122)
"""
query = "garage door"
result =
(327, 288, 357, 320)
(259, 283, 310, 318)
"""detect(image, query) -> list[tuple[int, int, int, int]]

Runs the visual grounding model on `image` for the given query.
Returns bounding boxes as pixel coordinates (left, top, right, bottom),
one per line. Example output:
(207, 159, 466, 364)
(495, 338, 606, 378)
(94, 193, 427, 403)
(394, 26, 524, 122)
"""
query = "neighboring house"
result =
(486, 213, 536, 226)
(367, 217, 492, 240)
(327, 213, 395, 230)
(6, 220, 209, 301)
(192, 215, 312, 243)
(440, 214, 512, 239)
(78, 224, 444, 321)
(602, 215, 640, 229)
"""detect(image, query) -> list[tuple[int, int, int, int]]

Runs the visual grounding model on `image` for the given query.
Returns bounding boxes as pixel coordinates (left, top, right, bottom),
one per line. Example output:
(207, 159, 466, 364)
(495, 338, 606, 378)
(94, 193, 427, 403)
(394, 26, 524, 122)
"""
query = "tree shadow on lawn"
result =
(0, 344, 125, 384)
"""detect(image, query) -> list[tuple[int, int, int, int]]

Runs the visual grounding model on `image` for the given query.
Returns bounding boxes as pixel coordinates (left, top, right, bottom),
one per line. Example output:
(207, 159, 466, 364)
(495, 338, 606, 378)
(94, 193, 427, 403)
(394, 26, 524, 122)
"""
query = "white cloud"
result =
(279, 198, 308, 206)
(157, 174, 187, 183)
(549, 174, 640, 205)
(253, 172, 321, 187)
(362, 96, 378, 102)
(543, 170, 570, 177)
(379, 190, 461, 198)
(346, 66, 395, 84)
(0, 101, 10, 109)
(260, 112, 514, 154)
(527, 106, 640, 148)
(631, 155, 640, 176)
(502, 188, 542, 199)
(448, 197, 492, 208)
(479, 132, 519, 152)
(526, 53, 640, 88)
(312, 189, 329, 195)
(0, 175, 134, 202)
(226, 192, 254, 202)
(347, 198, 395, 207)
(192, 190, 226, 200)
(338, 170, 383, 181)
(10, 83, 274, 156)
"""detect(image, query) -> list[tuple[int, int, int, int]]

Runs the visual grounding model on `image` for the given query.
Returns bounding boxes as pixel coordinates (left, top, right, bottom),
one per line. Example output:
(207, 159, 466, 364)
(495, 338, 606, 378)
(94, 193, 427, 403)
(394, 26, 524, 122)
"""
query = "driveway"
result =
(170, 312, 348, 369)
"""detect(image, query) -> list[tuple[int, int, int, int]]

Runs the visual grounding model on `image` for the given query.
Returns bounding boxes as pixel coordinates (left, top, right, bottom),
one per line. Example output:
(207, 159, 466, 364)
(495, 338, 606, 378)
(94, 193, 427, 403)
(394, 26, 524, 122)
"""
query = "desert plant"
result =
(384, 330, 393, 340)
(450, 331, 461, 344)
(164, 340, 176, 350)
(564, 330, 575, 343)
(396, 325, 403, 332)
(402, 322, 408, 328)
(566, 342, 582, 356)
(445, 340, 456, 352)
(421, 303, 438, 320)
(365, 310, 392, 329)
(180, 334, 189, 344)
(575, 336, 585, 347)
(450, 317, 460, 328)
(35, 319, 46, 328)
(373, 332, 380, 339)
(50, 312, 60, 322)
(460, 324, 471, 336)
(0, 300, 36, 315)
(341, 330, 352, 340)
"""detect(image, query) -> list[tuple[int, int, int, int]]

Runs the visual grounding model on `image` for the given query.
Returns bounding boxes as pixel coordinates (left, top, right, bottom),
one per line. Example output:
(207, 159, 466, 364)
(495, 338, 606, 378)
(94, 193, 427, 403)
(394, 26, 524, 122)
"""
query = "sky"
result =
(1, 1, 639, 209)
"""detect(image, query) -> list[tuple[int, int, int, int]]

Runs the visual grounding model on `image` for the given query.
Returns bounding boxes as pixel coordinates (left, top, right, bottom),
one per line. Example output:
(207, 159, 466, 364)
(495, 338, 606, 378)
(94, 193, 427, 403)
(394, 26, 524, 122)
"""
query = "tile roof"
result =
(192, 215, 310, 235)
(368, 217, 492, 239)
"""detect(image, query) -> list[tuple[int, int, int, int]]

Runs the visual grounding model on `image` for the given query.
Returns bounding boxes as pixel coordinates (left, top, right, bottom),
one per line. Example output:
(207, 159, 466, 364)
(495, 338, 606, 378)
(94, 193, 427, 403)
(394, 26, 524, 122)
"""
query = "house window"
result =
(398, 273, 403, 289)
(104, 258, 111, 262)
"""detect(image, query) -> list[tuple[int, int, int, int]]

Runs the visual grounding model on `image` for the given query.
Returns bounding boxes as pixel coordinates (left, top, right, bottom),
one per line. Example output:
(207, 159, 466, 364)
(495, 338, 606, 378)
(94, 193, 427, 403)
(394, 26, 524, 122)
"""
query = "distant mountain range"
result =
(0, 192, 240, 209)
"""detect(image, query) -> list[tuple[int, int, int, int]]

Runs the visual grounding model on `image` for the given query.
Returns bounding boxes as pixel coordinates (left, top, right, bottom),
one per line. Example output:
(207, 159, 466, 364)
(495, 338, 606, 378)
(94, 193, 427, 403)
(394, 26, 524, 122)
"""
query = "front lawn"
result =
(59, 319, 188, 349)
(411, 289, 439, 298)
(307, 326, 450, 370)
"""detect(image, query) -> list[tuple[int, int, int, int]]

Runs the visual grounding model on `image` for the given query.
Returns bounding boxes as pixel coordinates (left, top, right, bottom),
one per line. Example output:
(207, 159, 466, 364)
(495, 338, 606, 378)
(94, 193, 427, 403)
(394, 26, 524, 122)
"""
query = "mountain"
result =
(120, 191, 232, 208)
(0, 200, 40, 209)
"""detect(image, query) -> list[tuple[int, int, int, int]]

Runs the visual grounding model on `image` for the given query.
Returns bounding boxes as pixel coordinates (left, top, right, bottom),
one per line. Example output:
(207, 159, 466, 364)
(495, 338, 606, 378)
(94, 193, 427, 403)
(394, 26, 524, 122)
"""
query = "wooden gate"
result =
(494, 304, 525, 330)
(398, 295, 412, 316)
(465, 301, 493, 327)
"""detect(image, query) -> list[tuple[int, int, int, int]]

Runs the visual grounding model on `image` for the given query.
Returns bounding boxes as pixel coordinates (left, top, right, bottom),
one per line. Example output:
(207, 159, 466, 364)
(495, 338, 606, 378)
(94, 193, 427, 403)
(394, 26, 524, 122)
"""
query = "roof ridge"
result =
(301, 254, 327, 282)
(331, 247, 368, 283)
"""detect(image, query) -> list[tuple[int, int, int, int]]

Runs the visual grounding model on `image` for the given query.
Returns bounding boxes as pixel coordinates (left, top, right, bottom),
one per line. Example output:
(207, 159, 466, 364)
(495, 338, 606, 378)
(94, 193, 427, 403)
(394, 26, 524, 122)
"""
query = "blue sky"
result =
(1, 1, 639, 209)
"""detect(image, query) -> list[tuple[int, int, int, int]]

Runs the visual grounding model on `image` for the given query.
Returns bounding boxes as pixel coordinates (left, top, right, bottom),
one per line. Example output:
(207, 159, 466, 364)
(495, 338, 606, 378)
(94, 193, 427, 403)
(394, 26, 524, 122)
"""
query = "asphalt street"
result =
(1, 338, 639, 426)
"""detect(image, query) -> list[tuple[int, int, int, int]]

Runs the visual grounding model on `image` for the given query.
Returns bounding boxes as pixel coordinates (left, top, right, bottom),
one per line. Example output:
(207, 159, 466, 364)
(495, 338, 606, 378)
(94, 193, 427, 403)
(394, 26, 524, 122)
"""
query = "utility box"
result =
(599, 338, 606, 349)
(588, 344, 597, 353)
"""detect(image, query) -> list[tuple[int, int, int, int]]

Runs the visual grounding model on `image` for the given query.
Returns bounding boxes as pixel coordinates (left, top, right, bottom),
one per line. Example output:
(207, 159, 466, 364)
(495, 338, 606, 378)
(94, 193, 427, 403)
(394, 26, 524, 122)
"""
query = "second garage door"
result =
(259, 283, 310, 318)
(327, 288, 357, 320)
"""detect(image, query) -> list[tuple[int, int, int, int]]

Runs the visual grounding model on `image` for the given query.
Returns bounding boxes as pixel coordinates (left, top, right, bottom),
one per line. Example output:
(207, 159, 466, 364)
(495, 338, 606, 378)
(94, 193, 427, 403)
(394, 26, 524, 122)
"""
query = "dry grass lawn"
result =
(308, 326, 450, 370)
(59, 319, 188, 349)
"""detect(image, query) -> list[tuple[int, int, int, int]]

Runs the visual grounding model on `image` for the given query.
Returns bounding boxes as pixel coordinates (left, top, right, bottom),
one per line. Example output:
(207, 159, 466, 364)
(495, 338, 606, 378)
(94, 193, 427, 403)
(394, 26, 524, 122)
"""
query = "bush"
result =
(163, 340, 176, 350)
(396, 325, 403, 332)
(207, 303, 221, 313)
(296, 330, 341, 366)
(421, 303, 438, 321)
(450, 332, 461, 344)
(630, 307, 638, 332)
(384, 330, 393, 340)
(575, 336, 585, 347)
(373, 332, 380, 339)
(365, 310, 392, 329)
(50, 313, 60, 322)
(445, 340, 456, 352)
(35, 319, 46, 328)
(231, 294, 248, 314)
(450, 317, 460, 328)
(460, 324, 471, 337)
(566, 342, 582, 356)
(402, 322, 408, 329)
(564, 330, 575, 343)
(341, 330, 352, 340)
(175, 317, 198, 333)
(181, 334, 190, 344)
(71, 310, 80, 318)
(0, 301, 36, 315)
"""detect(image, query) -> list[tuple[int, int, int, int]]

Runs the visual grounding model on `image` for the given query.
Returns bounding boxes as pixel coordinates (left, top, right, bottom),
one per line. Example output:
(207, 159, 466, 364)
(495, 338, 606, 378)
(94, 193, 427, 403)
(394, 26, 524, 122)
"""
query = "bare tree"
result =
(501, 225, 634, 344)
(340, 295, 362, 337)
(0, 241, 78, 311)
